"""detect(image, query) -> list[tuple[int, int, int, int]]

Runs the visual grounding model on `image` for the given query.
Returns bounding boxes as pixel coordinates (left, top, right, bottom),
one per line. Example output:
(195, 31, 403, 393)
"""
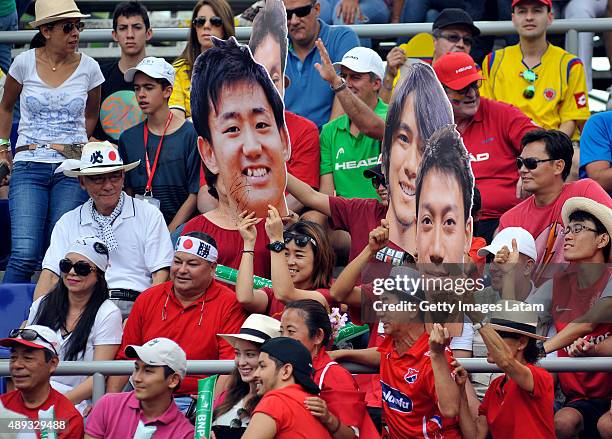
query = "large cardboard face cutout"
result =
(192, 35, 290, 220)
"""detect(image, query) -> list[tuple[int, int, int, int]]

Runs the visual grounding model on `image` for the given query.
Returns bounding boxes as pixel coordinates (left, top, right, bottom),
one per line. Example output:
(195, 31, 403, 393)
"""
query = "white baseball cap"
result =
(125, 56, 176, 85)
(66, 236, 109, 272)
(477, 227, 538, 261)
(0, 325, 61, 356)
(125, 338, 187, 379)
(333, 47, 385, 81)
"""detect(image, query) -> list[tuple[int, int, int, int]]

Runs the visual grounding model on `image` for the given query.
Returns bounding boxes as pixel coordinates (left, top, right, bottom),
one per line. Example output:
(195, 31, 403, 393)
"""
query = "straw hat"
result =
(489, 300, 546, 340)
(562, 197, 612, 238)
(219, 314, 281, 347)
(30, 0, 90, 28)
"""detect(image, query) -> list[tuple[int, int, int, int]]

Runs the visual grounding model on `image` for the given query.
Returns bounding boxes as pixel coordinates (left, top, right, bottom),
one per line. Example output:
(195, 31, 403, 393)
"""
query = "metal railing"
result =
(1, 18, 612, 56)
(1, 358, 611, 403)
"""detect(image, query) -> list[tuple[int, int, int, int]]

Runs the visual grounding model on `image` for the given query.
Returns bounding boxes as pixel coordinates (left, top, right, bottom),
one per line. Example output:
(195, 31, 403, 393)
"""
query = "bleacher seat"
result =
(0, 200, 10, 271)
(0, 283, 35, 358)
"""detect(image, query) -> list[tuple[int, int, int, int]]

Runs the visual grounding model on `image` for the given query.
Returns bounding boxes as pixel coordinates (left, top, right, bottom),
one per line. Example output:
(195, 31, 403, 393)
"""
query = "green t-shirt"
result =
(0, 1, 16, 18)
(320, 98, 388, 199)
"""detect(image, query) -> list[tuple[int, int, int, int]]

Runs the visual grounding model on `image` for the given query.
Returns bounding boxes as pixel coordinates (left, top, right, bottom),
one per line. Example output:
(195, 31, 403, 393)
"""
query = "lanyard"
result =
(143, 112, 173, 195)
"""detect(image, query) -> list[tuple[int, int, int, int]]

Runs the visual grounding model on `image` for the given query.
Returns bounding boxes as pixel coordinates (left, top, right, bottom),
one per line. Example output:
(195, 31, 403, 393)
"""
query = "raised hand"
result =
(428, 323, 451, 355)
(368, 219, 390, 252)
(450, 359, 468, 389)
(314, 38, 341, 87)
(385, 46, 407, 78)
(238, 210, 261, 245)
(265, 204, 285, 242)
(494, 238, 520, 274)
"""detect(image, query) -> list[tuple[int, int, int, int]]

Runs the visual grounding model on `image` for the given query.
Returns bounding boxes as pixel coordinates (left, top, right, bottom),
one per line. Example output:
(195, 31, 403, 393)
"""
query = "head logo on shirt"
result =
(574, 92, 587, 108)
(543, 88, 556, 101)
(404, 367, 419, 384)
(381, 381, 413, 413)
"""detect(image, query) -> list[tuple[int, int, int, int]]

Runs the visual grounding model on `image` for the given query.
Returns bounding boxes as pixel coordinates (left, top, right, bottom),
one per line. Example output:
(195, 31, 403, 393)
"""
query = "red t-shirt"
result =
(262, 287, 335, 320)
(461, 97, 538, 220)
(285, 111, 320, 189)
(328, 196, 388, 262)
(182, 214, 271, 279)
(1, 389, 84, 439)
(116, 280, 245, 394)
(378, 332, 461, 439)
(551, 268, 612, 401)
(253, 384, 332, 438)
(479, 364, 555, 439)
(499, 179, 612, 284)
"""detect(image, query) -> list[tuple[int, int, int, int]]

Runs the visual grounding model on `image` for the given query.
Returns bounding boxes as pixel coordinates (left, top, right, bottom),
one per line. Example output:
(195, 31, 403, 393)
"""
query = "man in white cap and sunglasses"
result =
(85, 337, 193, 438)
(0, 325, 84, 438)
(35, 140, 174, 319)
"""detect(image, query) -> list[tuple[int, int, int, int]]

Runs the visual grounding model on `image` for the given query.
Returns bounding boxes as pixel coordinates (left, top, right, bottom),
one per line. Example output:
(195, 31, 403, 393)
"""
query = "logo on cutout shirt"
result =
(574, 92, 587, 108)
(543, 88, 556, 101)
(381, 381, 413, 413)
(404, 368, 419, 384)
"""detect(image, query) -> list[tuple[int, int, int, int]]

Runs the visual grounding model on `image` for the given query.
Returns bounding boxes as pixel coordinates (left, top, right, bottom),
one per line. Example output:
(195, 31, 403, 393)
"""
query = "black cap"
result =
(433, 8, 480, 36)
(260, 337, 320, 395)
(363, 164, 384, 180)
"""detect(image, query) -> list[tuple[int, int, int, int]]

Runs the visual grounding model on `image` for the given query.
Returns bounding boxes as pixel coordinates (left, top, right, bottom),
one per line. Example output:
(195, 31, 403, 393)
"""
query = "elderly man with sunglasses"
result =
(34, 141, 174, 319)
(481, 0, 590, 143)
(0, 325, 84, 438)
(434, 52, 538, 244)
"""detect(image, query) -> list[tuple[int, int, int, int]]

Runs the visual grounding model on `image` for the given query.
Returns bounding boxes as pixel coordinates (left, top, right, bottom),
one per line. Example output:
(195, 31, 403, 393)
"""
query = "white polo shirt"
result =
(42, 193, 173, 292)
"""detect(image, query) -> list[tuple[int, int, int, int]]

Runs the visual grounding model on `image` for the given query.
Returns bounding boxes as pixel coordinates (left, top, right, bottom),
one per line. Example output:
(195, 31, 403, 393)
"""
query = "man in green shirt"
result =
(316, 43, 387, 200)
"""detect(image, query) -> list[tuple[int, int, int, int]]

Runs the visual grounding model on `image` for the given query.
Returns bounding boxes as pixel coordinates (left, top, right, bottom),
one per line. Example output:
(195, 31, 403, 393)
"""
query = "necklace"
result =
(43, 48, 59, 71)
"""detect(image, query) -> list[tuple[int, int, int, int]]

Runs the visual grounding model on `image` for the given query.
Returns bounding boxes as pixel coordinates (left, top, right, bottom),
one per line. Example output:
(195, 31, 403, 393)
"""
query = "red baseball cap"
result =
(512, 0, 552, 9)
(433, 52, 483, 91)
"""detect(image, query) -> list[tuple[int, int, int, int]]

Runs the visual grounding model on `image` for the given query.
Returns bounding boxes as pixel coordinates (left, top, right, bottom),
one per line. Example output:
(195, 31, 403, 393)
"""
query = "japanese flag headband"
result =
(175, 236, 218, 263)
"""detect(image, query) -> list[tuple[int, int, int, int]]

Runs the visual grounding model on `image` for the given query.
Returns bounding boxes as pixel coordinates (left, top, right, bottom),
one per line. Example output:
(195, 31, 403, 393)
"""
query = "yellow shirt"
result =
(481, 44, 590, 138)
(169, 59, 192, 118)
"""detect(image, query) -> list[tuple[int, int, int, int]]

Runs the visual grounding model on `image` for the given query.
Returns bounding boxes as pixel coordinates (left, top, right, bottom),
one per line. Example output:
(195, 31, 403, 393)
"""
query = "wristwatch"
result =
(536, 341, 547, 358)
(266, 241, 286, 253)
(331, 77, 347, 93)
(472, 316, 489, 331)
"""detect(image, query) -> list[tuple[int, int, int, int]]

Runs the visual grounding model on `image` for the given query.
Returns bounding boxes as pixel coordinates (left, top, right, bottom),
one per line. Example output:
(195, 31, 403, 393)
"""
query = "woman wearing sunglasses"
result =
(0, 0, 104, 284)
(211, 314, 281, 438)
(170, 0, 234, 119)
(26, 236, 123, 413)
(236, 207, 336, 319)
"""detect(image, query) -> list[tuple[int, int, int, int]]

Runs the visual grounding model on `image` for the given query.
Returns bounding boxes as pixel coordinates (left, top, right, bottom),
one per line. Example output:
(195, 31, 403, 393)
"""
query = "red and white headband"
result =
(175, 236, 218, 263)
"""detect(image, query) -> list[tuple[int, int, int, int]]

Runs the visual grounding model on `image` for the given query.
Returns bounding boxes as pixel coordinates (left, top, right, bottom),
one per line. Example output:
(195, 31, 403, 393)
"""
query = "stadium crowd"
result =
(0, 0, 610, 437)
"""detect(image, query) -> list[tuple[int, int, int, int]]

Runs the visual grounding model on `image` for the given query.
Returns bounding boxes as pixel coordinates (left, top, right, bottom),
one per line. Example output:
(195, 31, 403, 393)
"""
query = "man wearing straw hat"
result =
(34, 141, 174, 319)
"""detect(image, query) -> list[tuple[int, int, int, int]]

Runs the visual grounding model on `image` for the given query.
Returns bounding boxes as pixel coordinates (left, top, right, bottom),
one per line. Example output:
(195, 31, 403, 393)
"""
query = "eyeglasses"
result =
(192, 16, 223, 28)
(85, 172, 123, 184)
(521, 69, 538, 99)
(447, 80, 482, 96)
(283, 231, 318, 248)
(59, 258, 97, 276)
(438, 33, 474, 46)
(371, 176, 386, 189)
(48, 21, 85, 34)
(516, 156, 556, 170)
(8, 329, 58, 355)
(561, 223, 599, 236)
(286, 4, 314, 20)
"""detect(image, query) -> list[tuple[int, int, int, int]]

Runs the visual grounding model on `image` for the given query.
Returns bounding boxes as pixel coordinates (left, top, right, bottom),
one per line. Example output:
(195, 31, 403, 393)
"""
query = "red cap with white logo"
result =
(433, 52, 483, 91)
(511, 0, 552, 9)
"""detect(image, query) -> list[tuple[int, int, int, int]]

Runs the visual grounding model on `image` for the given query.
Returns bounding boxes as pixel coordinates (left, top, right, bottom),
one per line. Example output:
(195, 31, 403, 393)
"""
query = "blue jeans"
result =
(3, 161, 89, 283)
(319, 0, 390, 47)
(0, 10, 17, 75)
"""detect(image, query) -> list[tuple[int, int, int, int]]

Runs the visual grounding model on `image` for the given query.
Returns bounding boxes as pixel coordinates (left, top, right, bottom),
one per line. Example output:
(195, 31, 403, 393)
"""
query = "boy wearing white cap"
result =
(85, 338, 194, 439)
(118, 56, 200, 230)
(0, 325, 85, 438)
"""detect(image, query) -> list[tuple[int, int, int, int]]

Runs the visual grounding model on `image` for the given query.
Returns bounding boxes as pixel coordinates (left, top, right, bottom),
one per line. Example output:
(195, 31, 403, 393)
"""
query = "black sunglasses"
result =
(448, 80, 482, 96)
(59, 258, 97, 276)
(8, 329, 58, 355)
(371, 176, 386, 189)
(516, 157, 556, 170)
(439, 33, 474, 46)
(193, 16, 223, 28)
(287, 4, 314, 20)
(284, 231, 318, 248)
(49, 21, 85, 34)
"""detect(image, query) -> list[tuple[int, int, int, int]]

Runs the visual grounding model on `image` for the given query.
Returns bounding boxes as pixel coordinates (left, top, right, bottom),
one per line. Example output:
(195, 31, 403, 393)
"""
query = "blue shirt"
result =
(285, 20, 359, 130)
(579, 111, 612, 193)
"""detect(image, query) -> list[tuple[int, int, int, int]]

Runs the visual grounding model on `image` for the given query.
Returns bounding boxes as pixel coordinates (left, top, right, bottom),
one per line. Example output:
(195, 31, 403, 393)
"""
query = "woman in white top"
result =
(27, 236, 122, 412)
(0, 0, 103, 283)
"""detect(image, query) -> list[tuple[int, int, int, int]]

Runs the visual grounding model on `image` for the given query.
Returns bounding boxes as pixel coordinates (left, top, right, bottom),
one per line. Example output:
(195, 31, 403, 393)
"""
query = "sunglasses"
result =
(59, 258, 97, 276)
(286, 4, 314, 20)
(521, 69, 537, 99)
(516, 156, 556, 170)
(8, 329, 58, 355)
(192, 16, 223, 28)
(448, 80, 482, 96)
(49, 21, 85, 34)
(283, 231, 318, 248)
(439, 33, 474, 46)
(561, 223, 599, 236)
(371, 176, 386, 189)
